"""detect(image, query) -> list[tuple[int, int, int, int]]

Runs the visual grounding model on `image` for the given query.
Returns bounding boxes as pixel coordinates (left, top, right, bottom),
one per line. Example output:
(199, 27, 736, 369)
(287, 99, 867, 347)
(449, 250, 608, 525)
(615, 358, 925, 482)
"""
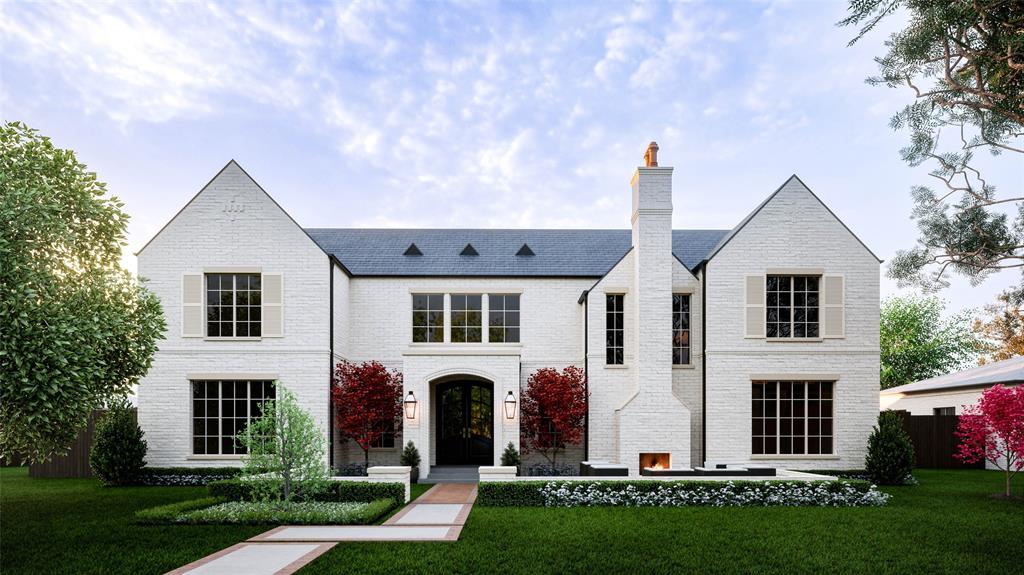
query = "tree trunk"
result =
(364, 447, 370, 476)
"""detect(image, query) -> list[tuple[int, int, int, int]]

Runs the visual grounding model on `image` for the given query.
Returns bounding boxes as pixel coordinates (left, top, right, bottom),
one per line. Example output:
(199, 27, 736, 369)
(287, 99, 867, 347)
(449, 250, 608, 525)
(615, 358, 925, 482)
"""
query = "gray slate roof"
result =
(305, 228, 729, 277)
(881, 355, 1024, 395)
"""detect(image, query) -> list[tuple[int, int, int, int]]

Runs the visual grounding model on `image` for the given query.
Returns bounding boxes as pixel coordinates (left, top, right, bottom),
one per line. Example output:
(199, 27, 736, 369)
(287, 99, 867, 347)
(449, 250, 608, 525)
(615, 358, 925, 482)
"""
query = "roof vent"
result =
(460, 243, 479, 256)
(516, 243, 535, 256)
(403, 243, 423, 256)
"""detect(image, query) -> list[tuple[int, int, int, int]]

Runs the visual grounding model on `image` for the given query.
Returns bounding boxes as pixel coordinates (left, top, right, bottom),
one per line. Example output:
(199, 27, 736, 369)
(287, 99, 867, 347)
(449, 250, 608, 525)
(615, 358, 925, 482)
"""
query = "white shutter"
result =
(744, 275, 765, 338)
(822, 275, 844, 338)
(262, 273, 283, 337)
(182, 273, 204, 337)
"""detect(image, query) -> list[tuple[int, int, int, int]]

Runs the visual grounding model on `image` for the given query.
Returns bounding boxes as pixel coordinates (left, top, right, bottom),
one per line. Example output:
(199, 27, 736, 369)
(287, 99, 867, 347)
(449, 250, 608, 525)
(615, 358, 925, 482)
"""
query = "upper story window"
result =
(412, 294, 444, 343)
(192, 380, 274, 455)
(206, 273, 261, 337)
(752, 381, 833, 456)
(672, 294, 690, 365)
(488, 294, 520, 343)
(451, 294, 482, 343)
(766, 275, 819, 338)
(606, 294, 624, 365)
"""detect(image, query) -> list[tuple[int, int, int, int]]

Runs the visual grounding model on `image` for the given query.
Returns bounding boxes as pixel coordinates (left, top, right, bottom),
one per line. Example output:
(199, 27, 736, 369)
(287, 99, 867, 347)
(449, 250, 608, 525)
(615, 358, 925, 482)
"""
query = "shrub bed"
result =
(134, 498, 395, 525)
(478, 480, 889, 507)
(207, 478, 403, 504)
(137, 467, 241, 487)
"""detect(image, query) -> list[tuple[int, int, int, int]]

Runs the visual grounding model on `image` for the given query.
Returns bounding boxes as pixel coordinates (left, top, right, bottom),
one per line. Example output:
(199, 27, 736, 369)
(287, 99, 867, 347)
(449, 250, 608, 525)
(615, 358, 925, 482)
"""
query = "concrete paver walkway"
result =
(167, 483, 477, 575)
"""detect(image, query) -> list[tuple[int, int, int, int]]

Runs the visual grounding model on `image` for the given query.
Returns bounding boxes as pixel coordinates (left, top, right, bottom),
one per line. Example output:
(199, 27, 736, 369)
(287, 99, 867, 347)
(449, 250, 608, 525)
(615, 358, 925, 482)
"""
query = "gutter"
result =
(582, 292, 589, 461)
(701, 265, 707, 466)
(328, 257, 335, 470)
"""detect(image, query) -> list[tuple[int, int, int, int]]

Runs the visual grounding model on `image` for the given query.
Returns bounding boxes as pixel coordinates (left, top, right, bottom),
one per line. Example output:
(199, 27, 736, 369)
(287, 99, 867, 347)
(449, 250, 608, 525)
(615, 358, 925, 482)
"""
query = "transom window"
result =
(672, 294, 690, 365)
(488, 294, 520, 343)
(606, 294, 624, 365)
(206, 273, 261, 337)
(766, 275, 819, 338)
(450, 294, 482, 342)
(752, 381, 834, 456)
(412, 294, 444, 343)
(192, 380, 275, 455)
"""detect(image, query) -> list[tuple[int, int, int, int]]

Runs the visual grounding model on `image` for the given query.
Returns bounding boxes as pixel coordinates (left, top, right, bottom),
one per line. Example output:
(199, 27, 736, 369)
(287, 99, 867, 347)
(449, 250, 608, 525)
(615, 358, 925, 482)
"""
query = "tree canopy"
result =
(973, 292, 1024, 363)
(0, 122, 165, 462)
(880, 295, 984, 388)
(841, 1, 1024, 299)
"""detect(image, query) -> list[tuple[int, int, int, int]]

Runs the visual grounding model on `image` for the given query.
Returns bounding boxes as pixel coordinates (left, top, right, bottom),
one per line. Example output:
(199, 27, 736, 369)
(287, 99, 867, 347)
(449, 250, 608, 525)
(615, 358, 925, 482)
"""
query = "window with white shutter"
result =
(822, 275, 844, 338)
(262, 273, 283, 337)
(182, 273, 204, 337)
(744, 275, 765, 338)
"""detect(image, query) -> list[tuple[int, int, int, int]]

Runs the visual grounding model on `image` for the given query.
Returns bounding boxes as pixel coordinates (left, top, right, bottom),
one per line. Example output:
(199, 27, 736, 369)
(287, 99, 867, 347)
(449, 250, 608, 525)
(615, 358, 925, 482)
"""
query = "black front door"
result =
(435, 381, 494, 465)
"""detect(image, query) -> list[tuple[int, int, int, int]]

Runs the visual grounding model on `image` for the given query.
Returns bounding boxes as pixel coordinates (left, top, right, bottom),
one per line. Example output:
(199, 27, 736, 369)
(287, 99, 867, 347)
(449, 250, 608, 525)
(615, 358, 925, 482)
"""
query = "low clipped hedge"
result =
(478, 479, 884, 507)
(207, 478, 404, 504)
(135, 497, 223, 524)
(134, 497, 395, 525)
(138, 467, 241, 487)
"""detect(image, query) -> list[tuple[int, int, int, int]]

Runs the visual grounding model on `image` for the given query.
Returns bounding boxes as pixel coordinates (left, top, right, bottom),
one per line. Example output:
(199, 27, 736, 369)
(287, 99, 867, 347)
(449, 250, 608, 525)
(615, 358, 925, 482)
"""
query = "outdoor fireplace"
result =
(639, 452, 671, 471)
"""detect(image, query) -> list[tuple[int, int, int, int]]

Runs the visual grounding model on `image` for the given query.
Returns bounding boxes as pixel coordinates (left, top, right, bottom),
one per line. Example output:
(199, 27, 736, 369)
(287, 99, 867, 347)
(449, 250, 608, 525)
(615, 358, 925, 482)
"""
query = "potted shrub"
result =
(401, 440, 421, 483)
(500, 442, 521, 475)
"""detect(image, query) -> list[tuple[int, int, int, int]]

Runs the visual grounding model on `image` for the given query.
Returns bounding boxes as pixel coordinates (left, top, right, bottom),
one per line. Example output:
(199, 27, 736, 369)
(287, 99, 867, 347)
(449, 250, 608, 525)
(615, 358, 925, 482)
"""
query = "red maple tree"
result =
(520, 366, 588, 469)
(955, 384, 1024, 498)
(331, 361, 403, 473)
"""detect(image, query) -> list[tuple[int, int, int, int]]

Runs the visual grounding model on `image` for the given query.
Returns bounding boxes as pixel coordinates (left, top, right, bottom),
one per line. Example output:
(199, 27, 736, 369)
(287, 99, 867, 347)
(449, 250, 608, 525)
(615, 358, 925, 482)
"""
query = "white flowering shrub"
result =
(151, 499, 396, 525)
(535, 480, 889, 508)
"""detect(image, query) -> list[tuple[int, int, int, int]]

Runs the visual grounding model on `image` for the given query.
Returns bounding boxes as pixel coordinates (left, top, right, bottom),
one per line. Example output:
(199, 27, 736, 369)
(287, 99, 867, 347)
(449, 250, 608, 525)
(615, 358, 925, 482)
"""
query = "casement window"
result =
(766, 275, 819, 338)
(412, 294, 444, 343)
(488, 293, 520, 343)
(192, 380, 275, 456)
(450, 294, 482, 343)
(934, 407, 955, 416)
(370, 419, 396, 449)
(752, 381, 834, 456)
(606, 294, 624, 365)
(206, 273, 262, 337)
(672, 294, 691, 365)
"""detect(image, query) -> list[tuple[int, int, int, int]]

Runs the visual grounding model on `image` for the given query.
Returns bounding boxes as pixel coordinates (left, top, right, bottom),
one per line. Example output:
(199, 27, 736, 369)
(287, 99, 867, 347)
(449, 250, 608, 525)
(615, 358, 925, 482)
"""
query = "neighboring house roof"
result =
(304, 228, 729, 277)
(881, 356, 1024, 395)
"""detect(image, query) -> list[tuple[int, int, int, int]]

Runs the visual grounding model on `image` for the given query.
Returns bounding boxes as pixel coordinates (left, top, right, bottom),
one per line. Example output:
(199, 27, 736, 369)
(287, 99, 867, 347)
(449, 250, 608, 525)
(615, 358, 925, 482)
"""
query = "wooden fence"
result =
(28, 409, 135, 479)
(896, 412, 983, 470)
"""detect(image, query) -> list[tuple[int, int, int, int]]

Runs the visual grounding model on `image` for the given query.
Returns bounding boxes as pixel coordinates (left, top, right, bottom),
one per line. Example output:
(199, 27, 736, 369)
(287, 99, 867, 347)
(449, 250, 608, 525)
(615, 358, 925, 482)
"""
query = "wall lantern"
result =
(504, 391, 517, 420)
(404, 391, 418, 419)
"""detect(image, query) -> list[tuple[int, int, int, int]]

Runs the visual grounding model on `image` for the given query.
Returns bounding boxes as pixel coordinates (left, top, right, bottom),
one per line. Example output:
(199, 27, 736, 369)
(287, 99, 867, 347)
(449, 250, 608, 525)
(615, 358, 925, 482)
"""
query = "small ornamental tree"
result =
(332, 361, 403, 473)
(865, 411, 915, 486)
(89, 398, 147, 486)
(955, 385, 1024, 498)
(500, 442, 521, 471)
(521, 366, 587, 469)
(238, 383, 328, 504)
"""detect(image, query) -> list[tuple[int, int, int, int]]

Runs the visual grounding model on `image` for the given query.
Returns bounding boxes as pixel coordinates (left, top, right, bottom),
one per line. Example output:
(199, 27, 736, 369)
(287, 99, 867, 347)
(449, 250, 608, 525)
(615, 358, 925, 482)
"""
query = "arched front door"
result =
(435, 380, 493, 465)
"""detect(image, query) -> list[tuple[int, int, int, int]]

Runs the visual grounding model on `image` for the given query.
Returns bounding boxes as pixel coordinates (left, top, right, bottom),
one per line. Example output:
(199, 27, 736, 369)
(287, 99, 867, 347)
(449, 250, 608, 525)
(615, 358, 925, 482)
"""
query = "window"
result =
(766, 275, 819, 338)
(412, 294, 444, 342)
(192, 380, 275, 455)
(206, 273, 261, 337)
(488, 294, 520, 343)
(672, 294, 690, 365)
(934, 407, 955, 416)
(450, 294, 482, 342)
(752, 381, 833, 456)
(606, 294, 624, 365)
(370, 419, 396, 449)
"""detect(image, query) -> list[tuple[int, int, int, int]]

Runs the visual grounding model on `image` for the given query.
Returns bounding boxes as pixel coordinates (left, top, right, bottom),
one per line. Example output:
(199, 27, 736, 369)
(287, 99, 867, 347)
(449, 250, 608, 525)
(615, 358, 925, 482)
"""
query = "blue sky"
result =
(1, 0, 1019, 314)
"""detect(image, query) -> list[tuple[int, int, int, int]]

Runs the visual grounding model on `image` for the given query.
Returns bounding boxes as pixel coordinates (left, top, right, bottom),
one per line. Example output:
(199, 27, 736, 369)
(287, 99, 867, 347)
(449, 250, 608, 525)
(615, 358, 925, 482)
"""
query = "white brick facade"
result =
(136, 158, 880, 476)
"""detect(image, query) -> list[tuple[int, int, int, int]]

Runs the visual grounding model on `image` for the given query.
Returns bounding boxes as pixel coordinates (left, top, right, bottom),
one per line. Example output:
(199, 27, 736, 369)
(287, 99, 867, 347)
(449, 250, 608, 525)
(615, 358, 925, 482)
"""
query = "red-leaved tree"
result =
(955, 384, 1024, 498)
(331, 361, 403, 474)
(521, 366, 587, 469)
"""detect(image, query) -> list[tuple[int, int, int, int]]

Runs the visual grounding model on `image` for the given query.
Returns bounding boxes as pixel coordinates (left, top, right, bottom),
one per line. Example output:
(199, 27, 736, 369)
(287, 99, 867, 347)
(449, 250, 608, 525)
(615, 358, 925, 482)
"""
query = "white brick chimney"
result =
(615, 142, 691, 474)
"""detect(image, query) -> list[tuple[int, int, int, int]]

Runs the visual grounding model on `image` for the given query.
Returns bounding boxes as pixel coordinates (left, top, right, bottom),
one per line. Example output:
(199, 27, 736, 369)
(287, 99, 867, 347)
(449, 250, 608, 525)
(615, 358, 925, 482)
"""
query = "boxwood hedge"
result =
(207, 478, 404, 504)
(138, 467, 241, 487)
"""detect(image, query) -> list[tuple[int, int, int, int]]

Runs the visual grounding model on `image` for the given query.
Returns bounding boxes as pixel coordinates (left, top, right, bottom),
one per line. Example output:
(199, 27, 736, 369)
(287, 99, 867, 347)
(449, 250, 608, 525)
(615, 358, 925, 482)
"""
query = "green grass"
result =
(2, 468, 1020, 574)
(302, 469, 1023, 575)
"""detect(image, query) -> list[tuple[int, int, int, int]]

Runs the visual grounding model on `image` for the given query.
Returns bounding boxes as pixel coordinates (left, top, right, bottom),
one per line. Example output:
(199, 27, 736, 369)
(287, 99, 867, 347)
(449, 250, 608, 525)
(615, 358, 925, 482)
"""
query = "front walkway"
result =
(166, 483, 477, 575)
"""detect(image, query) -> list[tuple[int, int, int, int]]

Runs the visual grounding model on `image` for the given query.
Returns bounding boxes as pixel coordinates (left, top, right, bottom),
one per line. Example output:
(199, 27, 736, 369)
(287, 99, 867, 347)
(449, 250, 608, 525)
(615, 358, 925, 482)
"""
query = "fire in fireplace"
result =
(639, 452, 671, 470)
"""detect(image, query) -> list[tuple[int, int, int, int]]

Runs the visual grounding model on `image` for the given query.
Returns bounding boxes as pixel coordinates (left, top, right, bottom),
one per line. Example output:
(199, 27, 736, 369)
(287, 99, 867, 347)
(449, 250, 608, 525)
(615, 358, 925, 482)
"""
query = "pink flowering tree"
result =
(955, 384, 1024, 498)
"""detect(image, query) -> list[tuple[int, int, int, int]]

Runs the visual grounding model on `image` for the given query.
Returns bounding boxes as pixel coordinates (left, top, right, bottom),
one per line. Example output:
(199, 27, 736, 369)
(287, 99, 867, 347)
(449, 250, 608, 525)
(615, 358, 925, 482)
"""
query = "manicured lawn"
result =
(1, 468, 1020, 574)
(303, 469, 1023, 575)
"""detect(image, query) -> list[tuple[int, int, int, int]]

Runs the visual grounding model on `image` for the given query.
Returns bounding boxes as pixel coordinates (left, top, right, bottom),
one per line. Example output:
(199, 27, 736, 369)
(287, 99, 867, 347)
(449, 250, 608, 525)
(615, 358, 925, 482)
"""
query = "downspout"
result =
(583, 292, 589, 461)
(701, 264, 707, 466)
(328, 259, 335, 470)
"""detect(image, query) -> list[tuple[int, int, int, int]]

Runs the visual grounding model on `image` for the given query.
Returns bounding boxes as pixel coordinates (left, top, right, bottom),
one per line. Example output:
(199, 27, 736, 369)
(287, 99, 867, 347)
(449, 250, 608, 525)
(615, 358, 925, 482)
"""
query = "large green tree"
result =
(841, 1, 1024, 299)
(880, 295, 984, 388)
(0, 122, 165, 463)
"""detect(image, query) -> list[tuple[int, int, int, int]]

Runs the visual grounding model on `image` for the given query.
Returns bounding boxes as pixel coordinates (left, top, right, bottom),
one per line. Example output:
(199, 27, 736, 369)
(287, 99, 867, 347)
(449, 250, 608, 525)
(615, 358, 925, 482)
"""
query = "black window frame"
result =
(450, 294, 482, 343)
(205, 273, 262, 338)
(370, 418, 397, 449)
(766, 275, 820, 339)
(606, 294, 624, 365)
(488, 293, 520, 343)
(672, 293, 691, 365)
(191, 380, 275, 455)
(752, 381, 834, 456)
(412, 293, 445, 343)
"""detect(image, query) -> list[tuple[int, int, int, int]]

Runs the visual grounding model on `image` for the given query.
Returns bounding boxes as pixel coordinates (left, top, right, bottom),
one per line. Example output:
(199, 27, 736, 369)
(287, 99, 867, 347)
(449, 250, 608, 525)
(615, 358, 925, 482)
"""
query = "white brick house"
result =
(136, 143, 880, 478)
